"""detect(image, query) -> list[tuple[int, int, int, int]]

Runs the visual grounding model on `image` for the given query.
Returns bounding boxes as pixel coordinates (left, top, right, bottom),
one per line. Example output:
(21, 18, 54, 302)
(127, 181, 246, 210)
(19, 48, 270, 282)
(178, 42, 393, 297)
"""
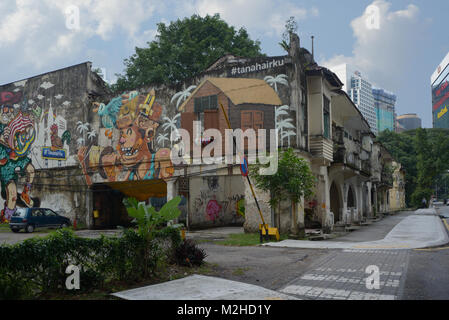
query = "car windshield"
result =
(12, 208, 27, 218)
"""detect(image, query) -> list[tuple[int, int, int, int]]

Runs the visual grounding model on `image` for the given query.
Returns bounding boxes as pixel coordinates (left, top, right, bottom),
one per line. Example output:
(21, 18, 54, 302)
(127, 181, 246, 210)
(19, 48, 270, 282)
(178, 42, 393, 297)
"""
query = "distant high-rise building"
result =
(330, 63, 377, 134)
(431, 52, 449, 129)
(373, 88, 396, 133)
(396, 114, 422, 131)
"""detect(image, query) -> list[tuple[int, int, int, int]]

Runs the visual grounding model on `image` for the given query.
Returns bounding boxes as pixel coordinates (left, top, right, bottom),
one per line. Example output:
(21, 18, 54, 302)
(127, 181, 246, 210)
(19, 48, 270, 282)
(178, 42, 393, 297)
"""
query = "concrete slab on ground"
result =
(112, 275, 298, 300)
(263, 209, 449, 250)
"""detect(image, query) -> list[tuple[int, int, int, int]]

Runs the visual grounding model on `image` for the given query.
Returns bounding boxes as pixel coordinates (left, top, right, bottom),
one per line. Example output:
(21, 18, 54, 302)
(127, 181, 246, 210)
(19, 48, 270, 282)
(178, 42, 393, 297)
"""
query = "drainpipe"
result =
(311, 36, 315, 60)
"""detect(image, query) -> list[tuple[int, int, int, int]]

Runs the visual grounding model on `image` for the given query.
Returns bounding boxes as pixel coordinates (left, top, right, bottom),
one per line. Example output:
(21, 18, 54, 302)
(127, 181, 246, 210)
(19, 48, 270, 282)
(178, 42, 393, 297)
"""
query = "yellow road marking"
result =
(414, 246, 449, 251)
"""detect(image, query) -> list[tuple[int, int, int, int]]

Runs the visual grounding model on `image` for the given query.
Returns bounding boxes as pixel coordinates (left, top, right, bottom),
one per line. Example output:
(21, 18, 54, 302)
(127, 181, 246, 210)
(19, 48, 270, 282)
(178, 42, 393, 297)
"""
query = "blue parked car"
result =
(10, 207, 71, 233)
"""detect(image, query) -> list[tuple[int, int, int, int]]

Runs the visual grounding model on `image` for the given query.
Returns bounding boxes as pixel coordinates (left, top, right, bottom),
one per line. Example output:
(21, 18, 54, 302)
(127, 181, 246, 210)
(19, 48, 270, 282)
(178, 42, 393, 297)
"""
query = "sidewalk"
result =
(112, 274, 298, 300)
(263, 208, 449, 250)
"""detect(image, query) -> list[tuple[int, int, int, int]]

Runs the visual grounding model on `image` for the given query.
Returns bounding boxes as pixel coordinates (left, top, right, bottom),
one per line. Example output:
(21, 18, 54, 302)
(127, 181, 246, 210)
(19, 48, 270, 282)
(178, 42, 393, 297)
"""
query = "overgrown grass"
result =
(215, 233, 289, 246)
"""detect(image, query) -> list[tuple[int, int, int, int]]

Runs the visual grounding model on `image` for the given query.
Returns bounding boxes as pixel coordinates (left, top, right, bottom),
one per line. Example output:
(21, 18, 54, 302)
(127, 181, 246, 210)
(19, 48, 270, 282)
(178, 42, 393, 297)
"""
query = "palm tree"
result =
(76, 137, 85, 147)
(87, 130, 97, 141)
(162, 114, 181, 147)
(171, 85, 197, 110)
(277, 118, 295, 146)
(281, 130, 296, 147)
(275, 105, 289, 129)
(264, 74, 289, 93)
(157, 133, 169, 148)
(76, 121, 90, 135)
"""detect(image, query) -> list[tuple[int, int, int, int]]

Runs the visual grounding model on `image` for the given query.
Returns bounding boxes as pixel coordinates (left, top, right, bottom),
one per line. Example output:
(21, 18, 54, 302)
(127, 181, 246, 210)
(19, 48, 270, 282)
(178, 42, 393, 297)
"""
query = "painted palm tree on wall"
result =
(171, 85, 197, 110)
(281, 130, 296, 147)
(264, 74, 288, 93)
(87, 129, 97, 141)
(76, 121, 90, 147)
(161, 113, 181, 147)
(157, 132, 169, 148)
(76, 137, 85, 147)
(275, 105, 296, 147)
(277, 118, 295, 146)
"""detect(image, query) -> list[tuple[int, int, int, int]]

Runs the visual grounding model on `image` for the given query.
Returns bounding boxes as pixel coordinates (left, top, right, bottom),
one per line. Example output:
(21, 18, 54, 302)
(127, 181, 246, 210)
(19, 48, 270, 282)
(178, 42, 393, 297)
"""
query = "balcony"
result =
(309, 135, 333, 163)
(361, 160, 371, 175)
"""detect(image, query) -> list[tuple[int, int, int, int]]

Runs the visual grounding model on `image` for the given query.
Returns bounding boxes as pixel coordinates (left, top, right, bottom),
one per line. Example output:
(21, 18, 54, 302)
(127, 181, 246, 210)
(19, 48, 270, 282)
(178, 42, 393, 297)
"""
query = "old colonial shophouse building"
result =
(0, 33, 405, 233)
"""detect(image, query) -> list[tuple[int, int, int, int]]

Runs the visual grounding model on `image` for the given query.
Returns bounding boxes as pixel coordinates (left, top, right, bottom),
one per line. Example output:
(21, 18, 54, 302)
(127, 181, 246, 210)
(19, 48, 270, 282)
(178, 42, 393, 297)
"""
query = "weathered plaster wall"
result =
(188, 174, 245, 229)
(0, 62, 108, 223)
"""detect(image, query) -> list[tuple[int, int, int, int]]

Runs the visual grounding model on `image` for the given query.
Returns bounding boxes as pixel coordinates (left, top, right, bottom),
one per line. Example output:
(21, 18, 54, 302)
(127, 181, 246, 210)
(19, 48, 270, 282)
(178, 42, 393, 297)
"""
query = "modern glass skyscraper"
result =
(396, 114, 422, 131)
(373, 88, 396, 133)
(432, 52, 449, 129)
(330, 64, 377, 134)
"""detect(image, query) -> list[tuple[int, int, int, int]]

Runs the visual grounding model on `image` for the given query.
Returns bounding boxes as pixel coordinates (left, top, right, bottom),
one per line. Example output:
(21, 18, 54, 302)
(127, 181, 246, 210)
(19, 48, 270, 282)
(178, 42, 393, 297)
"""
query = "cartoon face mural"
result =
(0, 95, 37, 223)
(0, 91, 23, 105)
(79, 90, 174, 184)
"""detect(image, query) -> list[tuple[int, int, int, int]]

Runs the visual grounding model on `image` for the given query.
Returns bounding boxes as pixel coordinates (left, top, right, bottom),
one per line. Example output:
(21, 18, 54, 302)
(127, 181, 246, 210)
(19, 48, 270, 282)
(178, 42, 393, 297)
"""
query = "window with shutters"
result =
(323, 95, 330, 139)
(241, 110, 264, 131)
(241, 110, 264, 152)
(194, 95, 218, 113)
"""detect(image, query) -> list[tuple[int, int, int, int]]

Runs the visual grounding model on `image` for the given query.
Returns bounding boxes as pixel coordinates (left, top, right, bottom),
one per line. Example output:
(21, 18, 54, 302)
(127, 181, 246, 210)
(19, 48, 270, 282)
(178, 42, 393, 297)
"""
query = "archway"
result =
(347, 185, 356, 208)
(330, 182, 341, 223)
(363, 185, 369, 217)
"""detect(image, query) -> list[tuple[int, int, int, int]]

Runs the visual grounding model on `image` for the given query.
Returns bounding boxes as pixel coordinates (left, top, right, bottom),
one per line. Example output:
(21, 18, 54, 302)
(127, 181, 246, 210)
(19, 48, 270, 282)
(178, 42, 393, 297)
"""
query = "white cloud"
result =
(0, 0, 157, 76)
(321, 0, 424, 91)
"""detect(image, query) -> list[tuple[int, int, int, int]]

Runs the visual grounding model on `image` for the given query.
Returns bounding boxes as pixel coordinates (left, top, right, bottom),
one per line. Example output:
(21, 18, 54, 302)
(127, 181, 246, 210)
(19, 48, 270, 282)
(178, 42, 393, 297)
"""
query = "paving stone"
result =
(279, 249, 410, 300)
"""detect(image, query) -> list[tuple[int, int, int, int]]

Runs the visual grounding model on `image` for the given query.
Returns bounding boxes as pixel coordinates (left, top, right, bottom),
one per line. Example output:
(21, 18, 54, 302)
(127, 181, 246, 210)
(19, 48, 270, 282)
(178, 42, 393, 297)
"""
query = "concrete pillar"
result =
(373, 186, 378, 215)
(166, 178, 178, 224)
(366, 182, 372, 218)
(85, 189, 94, 229)
(166, 178, 177, 201)
(319, 166, 331, 228)
(356, 181, 363, 221)
(341, 182, 347, 224)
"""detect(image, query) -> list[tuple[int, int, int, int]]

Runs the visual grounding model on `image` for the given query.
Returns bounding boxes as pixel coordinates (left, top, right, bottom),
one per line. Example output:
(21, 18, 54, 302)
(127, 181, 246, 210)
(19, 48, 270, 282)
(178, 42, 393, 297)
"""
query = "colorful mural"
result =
(0, 98, 37, 222)
(78, 90, 175, 184)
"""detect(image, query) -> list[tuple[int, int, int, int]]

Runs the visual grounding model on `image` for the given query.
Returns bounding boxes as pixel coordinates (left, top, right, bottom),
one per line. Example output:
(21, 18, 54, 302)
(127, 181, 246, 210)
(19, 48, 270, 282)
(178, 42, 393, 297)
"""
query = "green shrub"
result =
(173, 239, 207, 267)
(0, 227, 181, 298)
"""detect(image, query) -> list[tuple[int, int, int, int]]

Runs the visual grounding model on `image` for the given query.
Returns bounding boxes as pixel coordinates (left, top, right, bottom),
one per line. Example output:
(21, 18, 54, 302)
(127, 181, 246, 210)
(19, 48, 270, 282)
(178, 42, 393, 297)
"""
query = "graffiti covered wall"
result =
(0, 62, 109, 223)
(189, 175, 245, 228)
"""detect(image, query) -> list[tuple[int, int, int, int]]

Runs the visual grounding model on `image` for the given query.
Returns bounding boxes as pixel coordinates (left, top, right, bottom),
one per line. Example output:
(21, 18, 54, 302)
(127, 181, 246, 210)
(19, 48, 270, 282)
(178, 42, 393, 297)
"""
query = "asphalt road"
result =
(199, 209, 449, 300)
(401, 205, 449, 299)
(199, 243, 329, 291)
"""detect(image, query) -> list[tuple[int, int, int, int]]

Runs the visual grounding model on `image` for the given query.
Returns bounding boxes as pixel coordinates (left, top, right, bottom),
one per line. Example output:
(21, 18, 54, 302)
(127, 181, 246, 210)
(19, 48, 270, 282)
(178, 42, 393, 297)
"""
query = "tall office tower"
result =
(431, 52, 449, 129)
(396, 114, 422, 131)
(330, 64, 377, 135)
(373, 88, 396, 133)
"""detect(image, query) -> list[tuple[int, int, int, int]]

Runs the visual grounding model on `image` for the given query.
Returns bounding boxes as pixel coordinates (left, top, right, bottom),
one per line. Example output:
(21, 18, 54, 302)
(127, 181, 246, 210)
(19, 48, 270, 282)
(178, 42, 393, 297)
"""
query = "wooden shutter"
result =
(240, 110, 264, 153)
(204, 110, 219, 130)
(241, 111, 253, 131)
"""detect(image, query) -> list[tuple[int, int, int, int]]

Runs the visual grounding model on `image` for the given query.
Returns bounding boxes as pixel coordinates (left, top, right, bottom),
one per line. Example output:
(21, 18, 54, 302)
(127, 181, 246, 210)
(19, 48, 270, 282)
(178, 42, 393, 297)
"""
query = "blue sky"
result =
(1, 0, 448, 128)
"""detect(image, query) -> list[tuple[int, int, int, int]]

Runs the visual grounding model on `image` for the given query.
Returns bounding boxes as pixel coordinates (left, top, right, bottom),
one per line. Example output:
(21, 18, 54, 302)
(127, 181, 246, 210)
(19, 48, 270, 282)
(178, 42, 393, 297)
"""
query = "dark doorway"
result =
(347, 185, 355, 208)
(92, 184, 132, 229)
(330, 182, 341, 223)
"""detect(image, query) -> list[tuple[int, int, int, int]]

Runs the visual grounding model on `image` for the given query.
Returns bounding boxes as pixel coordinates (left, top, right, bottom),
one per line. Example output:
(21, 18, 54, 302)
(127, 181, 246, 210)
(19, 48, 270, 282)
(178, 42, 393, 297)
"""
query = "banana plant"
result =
(123, 196, 182, 240)
(123, 196, 182, 277)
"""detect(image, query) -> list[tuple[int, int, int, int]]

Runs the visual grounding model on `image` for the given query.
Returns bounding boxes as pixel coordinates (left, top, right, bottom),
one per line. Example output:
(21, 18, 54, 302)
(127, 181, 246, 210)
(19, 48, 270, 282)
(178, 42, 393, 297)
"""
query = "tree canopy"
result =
(250, 148, 316, 207)
(112, 14, 263, 92)
(377, 128, 449, 206)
